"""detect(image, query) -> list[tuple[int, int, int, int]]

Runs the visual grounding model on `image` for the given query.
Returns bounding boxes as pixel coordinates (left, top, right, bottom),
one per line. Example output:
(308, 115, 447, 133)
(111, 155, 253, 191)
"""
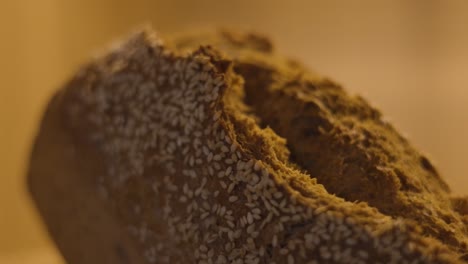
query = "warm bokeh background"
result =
(1, 0, 467, 262)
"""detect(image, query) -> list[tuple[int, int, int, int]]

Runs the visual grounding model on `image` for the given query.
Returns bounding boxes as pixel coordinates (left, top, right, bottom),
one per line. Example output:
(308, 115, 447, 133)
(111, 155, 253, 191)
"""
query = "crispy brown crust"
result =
(27, 92, 146, 264)
(28, 28, 467, 263)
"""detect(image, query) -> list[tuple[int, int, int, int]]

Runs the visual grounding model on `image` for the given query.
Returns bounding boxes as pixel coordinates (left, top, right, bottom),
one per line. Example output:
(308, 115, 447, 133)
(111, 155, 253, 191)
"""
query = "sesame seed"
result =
(247, 212, 253, 224)
(247, 224, 255, 234)
(272, 235, 278, 247)
(254, 160, 262, 171)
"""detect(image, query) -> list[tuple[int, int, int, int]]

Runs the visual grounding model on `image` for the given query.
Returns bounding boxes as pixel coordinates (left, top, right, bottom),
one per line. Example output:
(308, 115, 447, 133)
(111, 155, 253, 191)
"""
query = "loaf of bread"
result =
(28, 28, 468, 263)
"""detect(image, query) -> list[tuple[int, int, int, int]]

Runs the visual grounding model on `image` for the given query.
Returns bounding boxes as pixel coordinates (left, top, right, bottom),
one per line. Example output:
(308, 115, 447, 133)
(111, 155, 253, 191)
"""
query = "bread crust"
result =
(28, 28, 467, 263)
(28, 92, 146, 263)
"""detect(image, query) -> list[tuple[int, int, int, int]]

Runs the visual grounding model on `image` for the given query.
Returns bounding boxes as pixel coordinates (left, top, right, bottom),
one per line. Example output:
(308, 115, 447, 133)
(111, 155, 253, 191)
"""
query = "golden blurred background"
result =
(1, 0, 467, 262)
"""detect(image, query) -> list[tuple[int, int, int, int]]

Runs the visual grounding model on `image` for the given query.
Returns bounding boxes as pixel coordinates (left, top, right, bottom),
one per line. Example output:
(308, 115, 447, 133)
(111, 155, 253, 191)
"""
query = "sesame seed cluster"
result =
(62, 29, 465, 263)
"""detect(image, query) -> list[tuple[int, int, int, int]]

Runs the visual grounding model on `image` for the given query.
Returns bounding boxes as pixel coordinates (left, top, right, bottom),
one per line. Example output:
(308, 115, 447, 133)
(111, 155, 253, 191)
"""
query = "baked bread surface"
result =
(28, 29, 468, 263)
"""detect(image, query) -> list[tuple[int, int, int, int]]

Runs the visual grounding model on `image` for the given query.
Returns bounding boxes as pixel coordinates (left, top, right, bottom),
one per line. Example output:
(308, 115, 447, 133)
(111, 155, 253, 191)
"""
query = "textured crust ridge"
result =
(29, 28, 467, 263)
